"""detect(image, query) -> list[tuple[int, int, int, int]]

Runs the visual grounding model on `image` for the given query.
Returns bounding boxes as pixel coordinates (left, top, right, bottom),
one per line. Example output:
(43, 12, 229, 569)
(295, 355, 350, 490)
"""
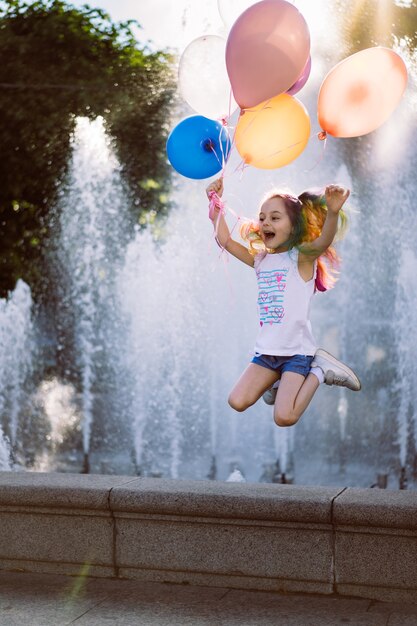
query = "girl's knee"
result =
(274, 410, 297, 428)
(228, 392, 250, 413)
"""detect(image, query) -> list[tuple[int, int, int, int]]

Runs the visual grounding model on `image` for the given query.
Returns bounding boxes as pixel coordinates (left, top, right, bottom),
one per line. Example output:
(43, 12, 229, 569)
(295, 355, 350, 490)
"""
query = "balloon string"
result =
(222, 95, 238, 176)
(226, 98, 274, 175)
(208, 190, 225, 224)
(214, 87, 238, 178)
(228, 87, 234, 117)
(226, 86, 234, 125)
(207, 190, 244, 305)
(224, 125, 237, 178)
(208, 189, 228, 247)
(209, 132, 232, 177)
(218, 123, 231, 173)
(304, 131, 328, 172)
(241, 98, 272, 115)
(207, 190, 242, 253)
(210, 140, 225, 172)
(213, 95, 274, 181)
(237, 99, 272, 142)
(233, 158, 249, 178)
(210, 104, 236, 176)
(218, 247, 236, 303)
(256, 139, 305, 164)
(210, 120, 236, 181)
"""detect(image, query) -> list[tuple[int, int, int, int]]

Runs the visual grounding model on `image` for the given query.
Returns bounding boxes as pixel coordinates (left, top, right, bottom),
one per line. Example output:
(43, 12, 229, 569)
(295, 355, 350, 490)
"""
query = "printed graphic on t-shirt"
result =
(257, 268, 288, 326)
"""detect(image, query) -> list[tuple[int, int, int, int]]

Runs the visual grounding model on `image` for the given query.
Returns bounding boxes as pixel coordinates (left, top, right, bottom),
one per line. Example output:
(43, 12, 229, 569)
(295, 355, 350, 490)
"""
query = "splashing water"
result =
(13, 90, 415, 488)
(37, 378, 80, 448)
(0, 280, 34, 460)
(0, 280, 34, 469)
(30, 378, 81, 472)
(0, 429, 11, 471)
(395, 248, 417, 470)
(337, 390, 348, 442)
(117, 198, 252, 479)
(226, 468, 246, 483)
(57, 116, 129, 458)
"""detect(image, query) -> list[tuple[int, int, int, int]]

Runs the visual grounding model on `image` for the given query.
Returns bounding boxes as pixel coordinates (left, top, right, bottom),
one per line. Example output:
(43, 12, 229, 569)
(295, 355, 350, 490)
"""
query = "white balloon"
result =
(178, 35, 237, 121)
(217, 0, 259, 28)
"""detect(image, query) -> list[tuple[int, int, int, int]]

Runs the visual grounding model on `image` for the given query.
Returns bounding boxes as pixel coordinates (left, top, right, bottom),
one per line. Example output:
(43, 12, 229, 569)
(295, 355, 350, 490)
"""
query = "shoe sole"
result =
(313, 349, 361, 391)
(262, 392, 277, 406)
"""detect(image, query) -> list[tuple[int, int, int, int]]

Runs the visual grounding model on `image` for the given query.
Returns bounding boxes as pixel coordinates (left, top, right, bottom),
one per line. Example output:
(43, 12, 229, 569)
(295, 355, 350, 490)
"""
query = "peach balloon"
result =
(318, 47, 408, 138)
(234, 93, 311, 169)
(225, 0, 310, 109)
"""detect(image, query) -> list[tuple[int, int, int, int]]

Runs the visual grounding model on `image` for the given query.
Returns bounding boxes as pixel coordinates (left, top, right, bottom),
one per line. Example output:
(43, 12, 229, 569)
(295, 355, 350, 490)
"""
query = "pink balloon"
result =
(225, 0, 310, 110)
(287, 56, 311, 96)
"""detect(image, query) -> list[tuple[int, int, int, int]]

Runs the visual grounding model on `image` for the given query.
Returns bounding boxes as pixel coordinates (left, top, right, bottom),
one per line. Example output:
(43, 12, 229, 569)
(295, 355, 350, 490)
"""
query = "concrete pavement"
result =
(0, 570, 417, 626)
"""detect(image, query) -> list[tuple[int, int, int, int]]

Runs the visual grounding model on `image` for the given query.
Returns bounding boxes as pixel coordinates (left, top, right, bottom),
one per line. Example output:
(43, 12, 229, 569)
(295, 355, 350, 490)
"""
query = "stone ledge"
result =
(110, 478, 344, 523)
(0, 472, 137, 509)
(333, 487, 417, 602)
(333, 487, 417, 529)
(0, 472, 415, 602)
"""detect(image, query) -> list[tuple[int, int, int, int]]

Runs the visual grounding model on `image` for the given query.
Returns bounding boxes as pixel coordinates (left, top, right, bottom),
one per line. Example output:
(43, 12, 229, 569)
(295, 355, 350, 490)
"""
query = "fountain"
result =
(1, 5, 416, 489)
(0, 279, 34, 468)
(52, 116, 132, 473)
(395, 248, 417, 489)
(1, 102, 415, 487)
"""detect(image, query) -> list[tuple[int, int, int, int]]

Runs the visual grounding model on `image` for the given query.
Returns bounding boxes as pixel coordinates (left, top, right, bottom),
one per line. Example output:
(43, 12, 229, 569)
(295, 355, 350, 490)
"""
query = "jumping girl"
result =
(206, 177, 361, 428)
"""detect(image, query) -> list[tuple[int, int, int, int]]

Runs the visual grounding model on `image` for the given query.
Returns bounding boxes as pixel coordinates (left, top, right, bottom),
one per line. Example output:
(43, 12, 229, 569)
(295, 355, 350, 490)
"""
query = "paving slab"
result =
(0, 570, 417, 626)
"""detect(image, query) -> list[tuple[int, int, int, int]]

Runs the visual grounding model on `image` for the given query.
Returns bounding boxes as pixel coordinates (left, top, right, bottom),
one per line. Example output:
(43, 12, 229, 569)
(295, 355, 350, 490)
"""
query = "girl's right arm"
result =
(206, 179, 254, 267)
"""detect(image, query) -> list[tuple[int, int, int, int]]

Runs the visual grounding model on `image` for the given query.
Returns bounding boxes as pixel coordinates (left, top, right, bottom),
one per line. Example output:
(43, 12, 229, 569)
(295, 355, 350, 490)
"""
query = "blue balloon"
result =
(166, 115, 231, 179)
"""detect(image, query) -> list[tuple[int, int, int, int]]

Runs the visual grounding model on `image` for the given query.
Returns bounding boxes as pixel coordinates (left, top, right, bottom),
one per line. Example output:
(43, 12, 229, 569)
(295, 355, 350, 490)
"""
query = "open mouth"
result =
(263, 231, 275, 242)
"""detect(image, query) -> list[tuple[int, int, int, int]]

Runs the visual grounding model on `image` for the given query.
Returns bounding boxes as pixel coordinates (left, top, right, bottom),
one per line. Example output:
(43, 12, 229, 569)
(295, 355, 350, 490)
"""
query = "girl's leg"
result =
(228, 363, 279, 412)
(274, 371, 319, 427)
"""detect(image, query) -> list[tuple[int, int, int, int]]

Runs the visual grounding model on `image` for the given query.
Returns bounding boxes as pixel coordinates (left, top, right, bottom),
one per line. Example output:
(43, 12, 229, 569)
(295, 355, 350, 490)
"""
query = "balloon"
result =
(217, 0, 258, 28)
(318, 47, 408, 138)
(178, 36, 237, 121)
(234, 93, 310, 169)
(287, 56, 311, 96)
(166, 115, 231, 179)
(225, 0, 310, 109)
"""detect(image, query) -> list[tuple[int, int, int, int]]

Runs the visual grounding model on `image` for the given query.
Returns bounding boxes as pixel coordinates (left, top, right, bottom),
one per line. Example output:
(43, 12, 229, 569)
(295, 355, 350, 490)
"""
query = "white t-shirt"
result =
(253, 249, 317, 357)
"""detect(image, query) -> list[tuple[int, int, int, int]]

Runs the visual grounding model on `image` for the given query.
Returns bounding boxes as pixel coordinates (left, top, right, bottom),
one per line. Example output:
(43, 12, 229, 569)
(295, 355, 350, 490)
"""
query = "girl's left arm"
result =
(300, 184, 349, 259)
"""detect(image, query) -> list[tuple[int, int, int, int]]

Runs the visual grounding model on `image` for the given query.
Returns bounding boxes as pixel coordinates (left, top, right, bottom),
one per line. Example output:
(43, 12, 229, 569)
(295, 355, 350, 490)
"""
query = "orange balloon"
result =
(318, 47, 408, 138)
(234, 93, 310, 169)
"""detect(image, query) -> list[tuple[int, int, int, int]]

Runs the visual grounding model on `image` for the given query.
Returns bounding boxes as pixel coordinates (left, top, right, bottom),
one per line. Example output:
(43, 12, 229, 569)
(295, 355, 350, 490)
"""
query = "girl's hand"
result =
(325, 184, 350, 214)
(206, 177, 224, 199)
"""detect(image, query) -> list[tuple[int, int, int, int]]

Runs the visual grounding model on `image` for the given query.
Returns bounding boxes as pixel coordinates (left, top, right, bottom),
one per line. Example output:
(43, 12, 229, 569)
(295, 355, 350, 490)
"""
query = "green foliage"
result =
(0, 0, 176, 297)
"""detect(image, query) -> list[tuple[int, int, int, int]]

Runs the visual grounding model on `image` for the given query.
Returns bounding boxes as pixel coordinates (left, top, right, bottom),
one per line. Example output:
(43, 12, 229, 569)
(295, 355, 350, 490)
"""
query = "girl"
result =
(206, 177, 361, 428)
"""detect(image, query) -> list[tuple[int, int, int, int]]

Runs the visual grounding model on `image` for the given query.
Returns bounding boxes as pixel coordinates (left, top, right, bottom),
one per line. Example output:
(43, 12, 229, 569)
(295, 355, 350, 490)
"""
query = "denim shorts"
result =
(251, 353, 314, 377)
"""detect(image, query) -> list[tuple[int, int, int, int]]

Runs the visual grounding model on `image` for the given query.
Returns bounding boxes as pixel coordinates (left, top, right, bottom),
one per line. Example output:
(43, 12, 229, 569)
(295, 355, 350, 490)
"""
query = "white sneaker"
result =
(262, 380, 280, 405)
(311, 349, 361, 391)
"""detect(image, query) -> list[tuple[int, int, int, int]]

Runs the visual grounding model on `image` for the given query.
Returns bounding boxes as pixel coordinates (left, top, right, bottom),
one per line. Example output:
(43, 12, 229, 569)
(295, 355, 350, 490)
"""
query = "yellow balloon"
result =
(234, 93, 310, 169)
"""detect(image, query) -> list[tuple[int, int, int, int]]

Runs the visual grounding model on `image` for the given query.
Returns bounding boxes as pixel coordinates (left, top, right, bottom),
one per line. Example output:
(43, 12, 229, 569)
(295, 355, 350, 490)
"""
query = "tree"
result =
(0, 0, 176, 297)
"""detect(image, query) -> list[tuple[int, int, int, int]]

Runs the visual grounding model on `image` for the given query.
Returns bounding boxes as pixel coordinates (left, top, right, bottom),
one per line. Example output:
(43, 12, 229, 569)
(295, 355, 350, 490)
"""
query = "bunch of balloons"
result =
(166, 0, 408, 180)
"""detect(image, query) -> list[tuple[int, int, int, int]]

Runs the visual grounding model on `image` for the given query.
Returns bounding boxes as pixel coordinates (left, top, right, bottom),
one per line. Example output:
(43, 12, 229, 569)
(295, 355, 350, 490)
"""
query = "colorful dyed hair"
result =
(239, 189, 348, 292)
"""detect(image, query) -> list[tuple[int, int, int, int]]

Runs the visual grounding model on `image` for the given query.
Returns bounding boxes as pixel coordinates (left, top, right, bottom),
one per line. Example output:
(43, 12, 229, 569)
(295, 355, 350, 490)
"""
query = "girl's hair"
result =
(239, 189, 348, 292)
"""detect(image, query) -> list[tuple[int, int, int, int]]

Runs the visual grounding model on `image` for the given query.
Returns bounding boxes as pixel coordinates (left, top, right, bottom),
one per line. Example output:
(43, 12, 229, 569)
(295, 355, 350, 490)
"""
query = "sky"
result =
(68, 0, 327, 53)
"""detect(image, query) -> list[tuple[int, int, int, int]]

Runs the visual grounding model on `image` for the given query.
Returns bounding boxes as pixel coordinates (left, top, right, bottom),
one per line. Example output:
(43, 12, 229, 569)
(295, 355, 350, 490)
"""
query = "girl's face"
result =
(258, 197, 293, 251)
